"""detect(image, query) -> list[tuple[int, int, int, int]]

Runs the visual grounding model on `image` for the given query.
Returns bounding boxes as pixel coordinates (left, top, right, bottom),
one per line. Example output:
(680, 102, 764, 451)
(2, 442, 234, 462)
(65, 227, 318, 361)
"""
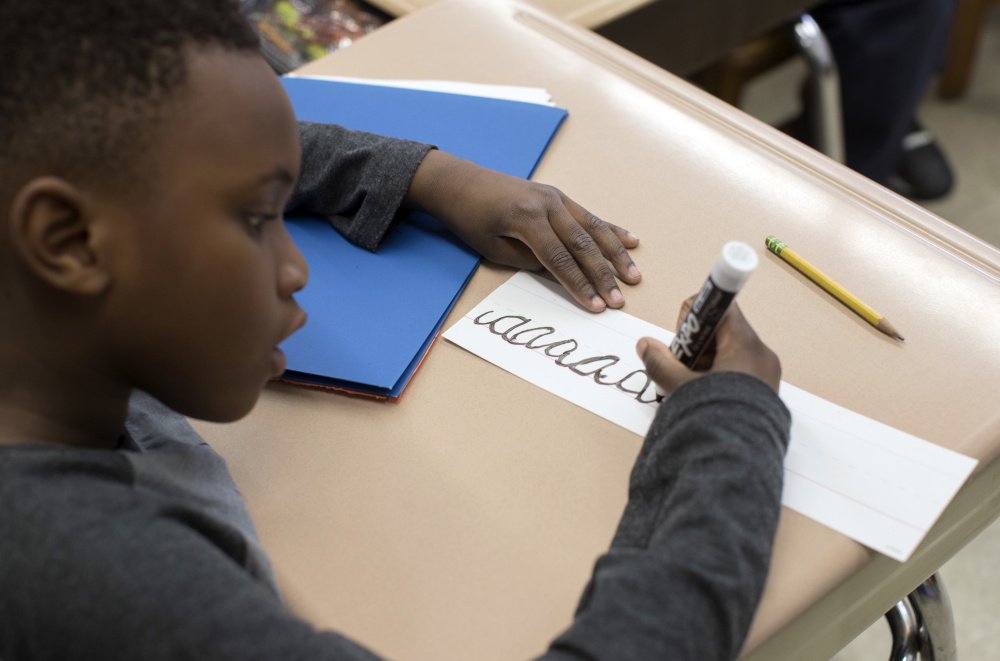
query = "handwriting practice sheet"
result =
(443, 272, 977, 561)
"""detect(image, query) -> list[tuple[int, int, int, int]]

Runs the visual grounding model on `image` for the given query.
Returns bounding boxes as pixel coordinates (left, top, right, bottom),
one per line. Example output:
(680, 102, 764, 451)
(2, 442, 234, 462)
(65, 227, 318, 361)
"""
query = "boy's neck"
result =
(0, 346, 129, 449)
(0, 394, 128, 449)
(0, 305, 131, 449)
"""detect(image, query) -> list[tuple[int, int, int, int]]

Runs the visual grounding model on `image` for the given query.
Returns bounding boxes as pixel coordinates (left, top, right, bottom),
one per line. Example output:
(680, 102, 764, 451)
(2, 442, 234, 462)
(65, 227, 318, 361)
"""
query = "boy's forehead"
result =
(156, 48, 299, 182)
(179, 48, 293, 136)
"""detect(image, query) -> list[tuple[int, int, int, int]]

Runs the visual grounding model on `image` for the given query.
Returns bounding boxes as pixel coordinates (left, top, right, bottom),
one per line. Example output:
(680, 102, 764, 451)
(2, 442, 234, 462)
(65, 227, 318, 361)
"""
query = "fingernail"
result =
(636, 338, 648, 357)
(608, 288, 625, 306)
(590, 295, 606, 310)
(627, 264, 641, 279)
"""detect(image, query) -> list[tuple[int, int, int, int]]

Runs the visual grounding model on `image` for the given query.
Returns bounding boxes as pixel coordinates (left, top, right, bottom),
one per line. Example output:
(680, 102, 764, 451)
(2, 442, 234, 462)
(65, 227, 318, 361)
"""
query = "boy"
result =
(0, 1, 790, 659)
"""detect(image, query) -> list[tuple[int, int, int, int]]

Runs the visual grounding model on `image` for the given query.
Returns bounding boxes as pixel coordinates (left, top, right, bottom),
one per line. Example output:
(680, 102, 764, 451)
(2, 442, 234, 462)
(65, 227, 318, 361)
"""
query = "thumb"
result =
(637, 337, 696, 396)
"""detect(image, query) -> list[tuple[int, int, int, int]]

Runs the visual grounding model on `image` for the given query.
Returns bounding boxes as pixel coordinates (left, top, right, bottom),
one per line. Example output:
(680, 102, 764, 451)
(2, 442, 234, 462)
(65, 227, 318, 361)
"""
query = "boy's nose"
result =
(279, 259, 308, 296)
(277, 228, 308, 296)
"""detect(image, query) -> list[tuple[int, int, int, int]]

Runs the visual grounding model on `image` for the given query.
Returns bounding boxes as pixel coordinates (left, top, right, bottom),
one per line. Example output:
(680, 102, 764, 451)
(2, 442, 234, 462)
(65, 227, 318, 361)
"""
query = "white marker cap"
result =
(710, 241, 759, 293)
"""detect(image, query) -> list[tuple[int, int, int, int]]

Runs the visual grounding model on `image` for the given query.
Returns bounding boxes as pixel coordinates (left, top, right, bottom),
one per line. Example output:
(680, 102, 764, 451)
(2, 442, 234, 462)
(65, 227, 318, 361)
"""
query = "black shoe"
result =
(891, 123, 954, 200)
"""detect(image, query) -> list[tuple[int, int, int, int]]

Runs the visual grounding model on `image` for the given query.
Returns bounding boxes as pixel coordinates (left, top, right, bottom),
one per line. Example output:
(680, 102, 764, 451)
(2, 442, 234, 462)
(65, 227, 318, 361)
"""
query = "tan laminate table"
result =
(191, 2, 1000, 659)
(365, 0, 656, 29)
(363, 0, 815, 74)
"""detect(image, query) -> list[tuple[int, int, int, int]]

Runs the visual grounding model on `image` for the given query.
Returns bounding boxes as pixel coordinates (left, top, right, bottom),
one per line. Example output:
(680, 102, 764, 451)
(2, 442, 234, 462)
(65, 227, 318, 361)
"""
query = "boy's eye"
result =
(243, 212, 279, 234)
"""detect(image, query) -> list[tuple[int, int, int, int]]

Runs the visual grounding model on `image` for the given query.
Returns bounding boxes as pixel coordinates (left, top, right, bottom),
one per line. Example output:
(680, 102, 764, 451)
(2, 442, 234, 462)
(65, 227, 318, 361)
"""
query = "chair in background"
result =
(688, 14, 845, 163)
(938, 0, 1000, 98)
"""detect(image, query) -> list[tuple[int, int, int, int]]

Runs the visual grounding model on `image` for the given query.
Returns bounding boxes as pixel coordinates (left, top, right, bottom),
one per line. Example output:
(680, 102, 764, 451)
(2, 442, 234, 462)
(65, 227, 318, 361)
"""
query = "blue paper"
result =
(278, 78, 568, 399)
(281, 214, 476, 397)
(281, 77, 567, 179)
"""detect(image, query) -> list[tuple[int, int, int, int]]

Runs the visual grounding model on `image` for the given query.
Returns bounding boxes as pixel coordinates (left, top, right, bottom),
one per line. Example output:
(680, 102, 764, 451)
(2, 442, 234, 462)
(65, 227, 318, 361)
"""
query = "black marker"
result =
(670, 241, 758, 367)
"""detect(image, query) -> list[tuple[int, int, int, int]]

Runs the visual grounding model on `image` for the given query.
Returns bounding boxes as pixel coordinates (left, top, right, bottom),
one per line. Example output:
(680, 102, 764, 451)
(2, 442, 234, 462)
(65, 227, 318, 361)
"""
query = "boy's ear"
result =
(7, 177, 112, 295)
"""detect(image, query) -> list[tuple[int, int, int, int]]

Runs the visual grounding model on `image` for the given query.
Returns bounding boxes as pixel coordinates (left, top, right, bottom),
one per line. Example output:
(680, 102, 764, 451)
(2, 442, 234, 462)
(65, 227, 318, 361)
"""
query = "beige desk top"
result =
(191, 1, 1000, 659)
(365, 0, 656, 28)
(363, 0, 815, 75)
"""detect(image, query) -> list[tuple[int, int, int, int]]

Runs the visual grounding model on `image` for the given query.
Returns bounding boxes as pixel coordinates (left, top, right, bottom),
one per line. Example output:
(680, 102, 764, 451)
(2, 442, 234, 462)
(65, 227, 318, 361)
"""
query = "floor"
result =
(740, 8, 1000, 661)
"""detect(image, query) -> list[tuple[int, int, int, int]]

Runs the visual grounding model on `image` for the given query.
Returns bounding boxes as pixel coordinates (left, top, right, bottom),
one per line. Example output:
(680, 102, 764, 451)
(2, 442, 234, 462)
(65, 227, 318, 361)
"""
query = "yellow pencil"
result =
(764, 235, 904, 341)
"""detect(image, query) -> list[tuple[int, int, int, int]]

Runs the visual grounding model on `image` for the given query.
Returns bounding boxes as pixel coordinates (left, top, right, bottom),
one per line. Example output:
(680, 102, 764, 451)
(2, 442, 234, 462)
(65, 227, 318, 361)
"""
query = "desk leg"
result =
(886, 573, 957, 661)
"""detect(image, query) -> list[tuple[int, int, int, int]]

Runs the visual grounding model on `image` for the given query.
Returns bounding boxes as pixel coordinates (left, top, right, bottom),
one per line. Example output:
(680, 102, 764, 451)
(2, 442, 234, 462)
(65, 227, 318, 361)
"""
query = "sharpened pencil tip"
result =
(876, 318, 904, 342)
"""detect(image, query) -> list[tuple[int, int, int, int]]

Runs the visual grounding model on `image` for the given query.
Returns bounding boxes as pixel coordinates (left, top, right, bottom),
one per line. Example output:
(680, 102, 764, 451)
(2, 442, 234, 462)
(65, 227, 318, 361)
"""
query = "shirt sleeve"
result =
(286, 121, 435, 251)
(539, 372, 791, 661)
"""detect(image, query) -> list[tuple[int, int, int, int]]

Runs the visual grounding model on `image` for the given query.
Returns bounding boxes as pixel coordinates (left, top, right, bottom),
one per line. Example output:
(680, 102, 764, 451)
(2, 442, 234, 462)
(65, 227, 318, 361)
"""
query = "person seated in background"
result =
(801, 0, 957, 199)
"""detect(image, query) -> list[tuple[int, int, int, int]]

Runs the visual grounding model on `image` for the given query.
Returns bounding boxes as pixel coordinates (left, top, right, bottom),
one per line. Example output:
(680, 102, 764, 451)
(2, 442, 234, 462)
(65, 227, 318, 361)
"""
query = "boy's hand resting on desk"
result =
(406, 150, 641, 312)
(637, 300, 781, 395)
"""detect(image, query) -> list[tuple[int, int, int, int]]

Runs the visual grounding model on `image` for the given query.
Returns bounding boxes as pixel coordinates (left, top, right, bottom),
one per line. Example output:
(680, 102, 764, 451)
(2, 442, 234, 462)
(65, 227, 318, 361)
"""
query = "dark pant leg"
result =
(808, 0, 955, 184)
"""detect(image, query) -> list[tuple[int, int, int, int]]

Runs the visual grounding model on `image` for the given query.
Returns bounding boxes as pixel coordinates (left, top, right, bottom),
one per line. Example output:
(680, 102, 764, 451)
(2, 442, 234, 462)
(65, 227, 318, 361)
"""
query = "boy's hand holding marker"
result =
(638, 303, 782, 396)
(638, 241, 780, 396)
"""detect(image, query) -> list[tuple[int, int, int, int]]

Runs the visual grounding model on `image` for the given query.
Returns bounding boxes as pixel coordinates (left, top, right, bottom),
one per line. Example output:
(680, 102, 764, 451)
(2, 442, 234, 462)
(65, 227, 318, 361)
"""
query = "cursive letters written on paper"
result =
(472, 310, 662, 405)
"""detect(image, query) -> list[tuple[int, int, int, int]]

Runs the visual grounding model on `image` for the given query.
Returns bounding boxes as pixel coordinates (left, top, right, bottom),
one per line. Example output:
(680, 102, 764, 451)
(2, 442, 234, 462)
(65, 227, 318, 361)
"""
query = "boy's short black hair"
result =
(0, 0, 261, 199)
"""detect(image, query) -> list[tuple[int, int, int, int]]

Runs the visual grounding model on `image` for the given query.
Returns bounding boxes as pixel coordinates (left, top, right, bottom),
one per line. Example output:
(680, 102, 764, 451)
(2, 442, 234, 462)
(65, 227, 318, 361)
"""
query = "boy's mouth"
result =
(271, 310, 307, 378)
(279, 309, 308, 344)
(271, 347, 288, 377)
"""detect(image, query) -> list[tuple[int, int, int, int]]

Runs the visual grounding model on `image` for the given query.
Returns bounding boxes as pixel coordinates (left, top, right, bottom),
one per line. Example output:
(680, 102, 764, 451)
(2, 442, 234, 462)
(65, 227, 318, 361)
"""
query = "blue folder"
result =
(278, 77, 568, 399)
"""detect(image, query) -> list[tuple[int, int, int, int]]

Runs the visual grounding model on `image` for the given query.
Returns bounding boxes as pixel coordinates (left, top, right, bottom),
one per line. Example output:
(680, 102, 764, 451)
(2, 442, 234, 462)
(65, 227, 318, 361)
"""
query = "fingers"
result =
(562, 195, 641, 284)
(636, 337, 696, 396)
(711, 304, 760, 362)
(609, 222, 641, 250)
(548, 218, 624, 310)
(709, 304, 782, 391)
(525, 223, 610, 312)
(436, 171, 641, 312)
(541, 199, 642, 311)
(646, 300, 782, 400)
(674, 295, 695, 330)
(713, 303, 752, 344)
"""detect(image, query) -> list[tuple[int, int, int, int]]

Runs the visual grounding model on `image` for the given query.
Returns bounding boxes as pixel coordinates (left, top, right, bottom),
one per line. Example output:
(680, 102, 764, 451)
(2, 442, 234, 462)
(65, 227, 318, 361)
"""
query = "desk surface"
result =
(365, 0, 656, 28)
(365, 0, 815, 74)
(192, 1, 1000, 659)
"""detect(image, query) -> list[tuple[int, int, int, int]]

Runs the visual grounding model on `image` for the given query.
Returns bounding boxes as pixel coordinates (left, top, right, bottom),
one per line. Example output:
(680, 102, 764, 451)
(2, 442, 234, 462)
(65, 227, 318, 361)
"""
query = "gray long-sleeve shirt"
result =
(0, 373, 788, 661)
(288, 122, 433, 251)
(0, 125, 791, 660)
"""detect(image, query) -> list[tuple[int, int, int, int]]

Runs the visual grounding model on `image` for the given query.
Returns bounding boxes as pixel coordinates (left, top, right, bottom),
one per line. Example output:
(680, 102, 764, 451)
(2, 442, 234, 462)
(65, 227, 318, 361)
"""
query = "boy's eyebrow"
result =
(258, 167, 295, 186)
